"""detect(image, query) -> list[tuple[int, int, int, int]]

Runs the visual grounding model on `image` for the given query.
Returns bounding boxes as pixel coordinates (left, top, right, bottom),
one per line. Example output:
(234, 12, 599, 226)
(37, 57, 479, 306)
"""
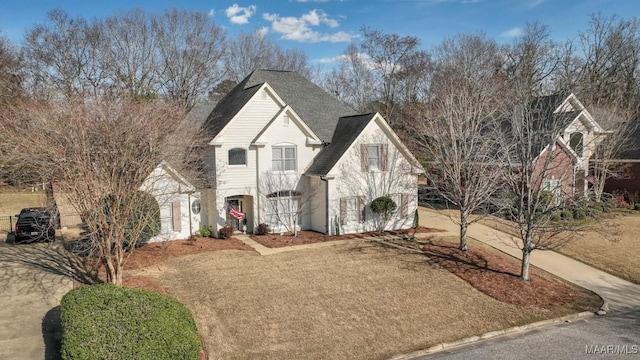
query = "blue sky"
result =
(1, 0, 638, 67)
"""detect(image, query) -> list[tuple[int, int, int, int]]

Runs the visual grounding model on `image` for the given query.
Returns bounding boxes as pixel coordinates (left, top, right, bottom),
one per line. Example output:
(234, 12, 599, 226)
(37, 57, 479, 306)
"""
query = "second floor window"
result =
(229, 148, 246, 165)
(273, 146, 296, 171)
(367, 145, 381, 170)
(361, 144, 388, 171)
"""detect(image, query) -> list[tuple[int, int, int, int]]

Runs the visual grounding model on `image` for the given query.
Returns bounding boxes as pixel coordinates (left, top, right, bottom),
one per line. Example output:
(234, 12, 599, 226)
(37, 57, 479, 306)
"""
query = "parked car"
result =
(14, 207, 56, 244)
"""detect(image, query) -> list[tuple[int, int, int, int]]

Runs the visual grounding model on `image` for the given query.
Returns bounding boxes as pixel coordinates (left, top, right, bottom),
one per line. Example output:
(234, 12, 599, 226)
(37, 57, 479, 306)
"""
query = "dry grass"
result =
(0, 192, 46, 216)
(141, 242, 599, 360)
(557, 214, 640, 284)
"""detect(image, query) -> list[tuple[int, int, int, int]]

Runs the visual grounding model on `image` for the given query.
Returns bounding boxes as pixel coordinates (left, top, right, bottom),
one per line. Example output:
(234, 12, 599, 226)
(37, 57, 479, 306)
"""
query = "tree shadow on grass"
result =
(422, 241, 521, 278)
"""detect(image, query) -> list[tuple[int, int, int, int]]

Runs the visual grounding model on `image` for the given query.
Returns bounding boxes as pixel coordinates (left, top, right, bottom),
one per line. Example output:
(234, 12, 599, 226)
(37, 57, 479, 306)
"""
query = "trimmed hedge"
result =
(61, 284, 200, 360)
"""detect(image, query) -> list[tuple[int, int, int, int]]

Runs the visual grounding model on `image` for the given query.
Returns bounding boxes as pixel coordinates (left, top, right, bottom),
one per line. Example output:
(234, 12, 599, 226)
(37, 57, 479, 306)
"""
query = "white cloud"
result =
(291, 0, 329, 2)
(500, 27, 524, 38)
(207, 9, 215, 17)
(257, 26, 270, 38)
(263, 9, 355, 43)
(225, 4, 257, 25)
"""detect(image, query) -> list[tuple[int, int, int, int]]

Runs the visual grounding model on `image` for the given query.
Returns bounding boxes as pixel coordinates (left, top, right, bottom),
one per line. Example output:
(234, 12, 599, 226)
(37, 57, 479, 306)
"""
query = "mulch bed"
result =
(422, 240, 583, 310)
(250, 226, 446, 248)
(125, 237, 254, 270)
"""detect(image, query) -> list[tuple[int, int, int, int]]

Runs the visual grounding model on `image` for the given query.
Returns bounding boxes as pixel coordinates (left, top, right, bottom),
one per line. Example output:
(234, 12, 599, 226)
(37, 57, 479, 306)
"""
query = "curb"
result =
(389, 311, 594, 360)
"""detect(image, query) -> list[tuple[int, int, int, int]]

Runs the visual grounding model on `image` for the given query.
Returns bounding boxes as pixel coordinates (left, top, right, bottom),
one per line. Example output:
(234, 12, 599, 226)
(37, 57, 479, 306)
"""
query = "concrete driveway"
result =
(0, 235, 74, 360)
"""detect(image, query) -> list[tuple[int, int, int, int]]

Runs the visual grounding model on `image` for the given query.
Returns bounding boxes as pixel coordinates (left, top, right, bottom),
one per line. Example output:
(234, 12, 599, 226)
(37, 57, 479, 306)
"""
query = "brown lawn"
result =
(129, 240, 600, 360)
(556, 213, 640, 284)
(250, 226, 445, 248)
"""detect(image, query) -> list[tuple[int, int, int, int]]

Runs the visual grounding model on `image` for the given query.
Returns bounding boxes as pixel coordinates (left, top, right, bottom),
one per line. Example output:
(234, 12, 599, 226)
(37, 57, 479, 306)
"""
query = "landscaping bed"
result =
(420, 236, 600, 310)
(249, 226, 445, 248)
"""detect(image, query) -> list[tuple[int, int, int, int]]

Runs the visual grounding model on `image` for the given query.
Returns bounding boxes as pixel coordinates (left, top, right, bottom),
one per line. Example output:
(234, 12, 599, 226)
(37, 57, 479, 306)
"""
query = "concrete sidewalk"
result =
(418, 207, 640, 311)
(235, 234, 374, 255)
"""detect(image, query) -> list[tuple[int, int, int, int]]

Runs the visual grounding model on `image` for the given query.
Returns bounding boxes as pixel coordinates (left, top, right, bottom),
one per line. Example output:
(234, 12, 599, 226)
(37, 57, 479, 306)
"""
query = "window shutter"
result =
(340, 198, 347, 225)
(359, 196, 366, 222)
(401, 193, 408, 217)
(381, 144, 389, 171)
(361, 144, 368, 172)
(172, 201, 182, 232)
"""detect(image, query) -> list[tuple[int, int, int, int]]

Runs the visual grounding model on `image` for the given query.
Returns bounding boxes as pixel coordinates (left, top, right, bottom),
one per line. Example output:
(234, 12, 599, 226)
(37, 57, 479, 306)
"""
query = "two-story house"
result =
(186, 70, 424, 236)
(527, 93, 608, 200)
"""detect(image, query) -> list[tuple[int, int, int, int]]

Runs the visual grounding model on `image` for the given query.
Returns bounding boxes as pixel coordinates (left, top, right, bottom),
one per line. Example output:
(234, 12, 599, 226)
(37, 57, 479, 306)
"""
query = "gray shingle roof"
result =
(305, 114, 375, 176)
(202, 70, 357, 142)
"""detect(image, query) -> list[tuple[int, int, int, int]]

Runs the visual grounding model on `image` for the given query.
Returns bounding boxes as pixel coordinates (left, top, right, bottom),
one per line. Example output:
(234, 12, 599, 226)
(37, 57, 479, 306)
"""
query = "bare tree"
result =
(323, 28, 431, 128)
(551, 14, 640, 200)
(504, 22, 562, 96)
(0, 31, 22, 106)
(23, 9, 106, 99)
(224, 28, 313, 83)
(499, 94, 587, 281)
(0, 98, 201, 285)
(259, 171, 315, 236)
(323, 43, 377, 112)
(153, 8, 227, 110)
(588, 103, 638, 202)
(416, 33, 507, 251)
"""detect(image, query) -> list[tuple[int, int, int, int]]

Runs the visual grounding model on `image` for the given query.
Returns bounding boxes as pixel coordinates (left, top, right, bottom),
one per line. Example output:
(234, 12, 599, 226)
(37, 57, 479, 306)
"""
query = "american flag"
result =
(225, 201, 244, 220)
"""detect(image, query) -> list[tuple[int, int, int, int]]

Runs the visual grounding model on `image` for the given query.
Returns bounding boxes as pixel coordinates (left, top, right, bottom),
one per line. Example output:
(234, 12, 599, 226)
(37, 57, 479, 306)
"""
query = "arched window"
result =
(228, 148, 246, 165)
(570, 133, 583, 157)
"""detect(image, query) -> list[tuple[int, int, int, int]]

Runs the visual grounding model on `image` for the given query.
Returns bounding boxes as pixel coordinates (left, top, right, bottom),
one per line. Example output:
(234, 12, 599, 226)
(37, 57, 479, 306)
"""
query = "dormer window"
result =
(228, 148, 247, 165)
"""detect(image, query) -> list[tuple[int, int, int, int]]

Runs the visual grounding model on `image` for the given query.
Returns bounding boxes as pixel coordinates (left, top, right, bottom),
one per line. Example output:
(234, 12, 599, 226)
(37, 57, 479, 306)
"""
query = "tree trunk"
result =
(521, 248, 531, 282)
(459, 213, 468, 251)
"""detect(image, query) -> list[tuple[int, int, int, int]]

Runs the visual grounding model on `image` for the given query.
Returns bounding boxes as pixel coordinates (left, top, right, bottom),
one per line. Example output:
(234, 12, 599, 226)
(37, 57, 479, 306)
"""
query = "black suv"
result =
(14, 208, 56, 244)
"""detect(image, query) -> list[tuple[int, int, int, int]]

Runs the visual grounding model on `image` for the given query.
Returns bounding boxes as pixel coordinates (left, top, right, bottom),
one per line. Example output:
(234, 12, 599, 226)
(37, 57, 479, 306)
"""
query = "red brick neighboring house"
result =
(522, 93, 608, 202)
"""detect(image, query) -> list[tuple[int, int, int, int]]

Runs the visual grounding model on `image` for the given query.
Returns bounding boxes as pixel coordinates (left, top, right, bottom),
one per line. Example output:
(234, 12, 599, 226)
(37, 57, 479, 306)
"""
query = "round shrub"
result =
(61, 284, 200, 360)
(370, 196, 397, 219)
(635, 203, 640, 211)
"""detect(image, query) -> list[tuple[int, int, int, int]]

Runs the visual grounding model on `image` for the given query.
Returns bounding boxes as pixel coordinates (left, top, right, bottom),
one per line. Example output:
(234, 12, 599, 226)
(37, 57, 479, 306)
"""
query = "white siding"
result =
(328, 118, 418, 235)
(141, 166, 200, 242)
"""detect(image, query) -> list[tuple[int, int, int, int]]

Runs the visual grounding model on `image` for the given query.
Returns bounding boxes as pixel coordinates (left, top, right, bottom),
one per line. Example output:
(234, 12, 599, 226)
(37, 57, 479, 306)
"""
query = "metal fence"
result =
(0, 215, 14, 233)
(0, 213, 83, 233)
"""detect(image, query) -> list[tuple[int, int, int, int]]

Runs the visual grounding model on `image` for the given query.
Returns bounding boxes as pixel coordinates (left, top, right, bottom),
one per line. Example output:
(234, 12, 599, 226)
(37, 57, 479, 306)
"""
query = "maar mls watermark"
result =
(585, 344, 639, 355)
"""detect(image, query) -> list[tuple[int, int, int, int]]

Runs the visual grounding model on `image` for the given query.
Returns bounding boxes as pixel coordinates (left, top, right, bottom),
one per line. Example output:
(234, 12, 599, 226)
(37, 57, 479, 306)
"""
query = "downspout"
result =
(187, 191, 195, 236)
(320, 176, 330, 235)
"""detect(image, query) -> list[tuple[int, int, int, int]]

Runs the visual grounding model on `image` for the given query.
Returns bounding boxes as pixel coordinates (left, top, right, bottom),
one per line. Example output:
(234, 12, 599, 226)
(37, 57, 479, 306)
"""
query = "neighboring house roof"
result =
(202, 69, 358, 142)
(186, 101, 217, 126)
(305, 114, 374, 176)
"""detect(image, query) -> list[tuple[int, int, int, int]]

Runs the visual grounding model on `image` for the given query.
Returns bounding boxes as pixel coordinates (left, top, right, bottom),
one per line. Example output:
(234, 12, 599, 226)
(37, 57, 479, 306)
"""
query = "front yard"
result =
(132, 239, 599, 359)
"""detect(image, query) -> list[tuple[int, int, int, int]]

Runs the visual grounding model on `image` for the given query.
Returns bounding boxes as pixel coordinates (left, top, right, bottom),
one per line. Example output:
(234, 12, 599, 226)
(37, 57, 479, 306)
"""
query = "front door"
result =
(226, 198, 244, 231)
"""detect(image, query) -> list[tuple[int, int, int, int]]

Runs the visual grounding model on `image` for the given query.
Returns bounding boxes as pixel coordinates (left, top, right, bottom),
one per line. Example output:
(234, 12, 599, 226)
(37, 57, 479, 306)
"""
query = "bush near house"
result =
(60, 284, 200, 360)
(218, 226, 233, 239)
(255, 223, 269, 235)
